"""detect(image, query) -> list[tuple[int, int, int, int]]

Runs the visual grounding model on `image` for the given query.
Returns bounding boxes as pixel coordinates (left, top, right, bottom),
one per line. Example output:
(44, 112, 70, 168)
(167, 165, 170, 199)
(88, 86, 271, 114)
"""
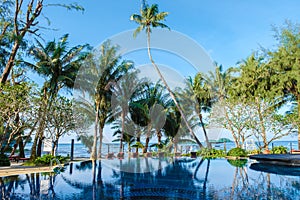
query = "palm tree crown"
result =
(130, 4, 170, 38)
(28, 34, 88, 98)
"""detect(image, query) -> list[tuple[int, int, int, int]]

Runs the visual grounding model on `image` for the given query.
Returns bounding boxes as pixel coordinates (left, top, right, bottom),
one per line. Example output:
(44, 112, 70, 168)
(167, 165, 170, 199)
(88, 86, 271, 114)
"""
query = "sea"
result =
(24, 140, 299, 158)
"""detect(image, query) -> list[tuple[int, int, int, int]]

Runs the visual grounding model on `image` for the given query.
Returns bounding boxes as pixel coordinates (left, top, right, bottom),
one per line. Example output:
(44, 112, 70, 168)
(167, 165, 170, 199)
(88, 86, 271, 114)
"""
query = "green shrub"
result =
(271, 146, 288, 154)
(227, 159, 247, 167)
(0, 154, 10, 166)
(3, 146, 12, 153)
(227, 148, 247, 157)
(247, 149, 261, 155)
(181, 153, 191, 157)
(198, 148, 226, 159)
(34, 154, 68, 166)
(152, 152, 158, 157)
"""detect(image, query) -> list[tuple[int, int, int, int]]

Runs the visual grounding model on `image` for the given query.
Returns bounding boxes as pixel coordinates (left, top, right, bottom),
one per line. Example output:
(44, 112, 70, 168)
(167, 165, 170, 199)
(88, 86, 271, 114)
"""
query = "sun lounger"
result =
(144, 152, 152, 157)
(131, 152, 138, 158)
(9, 155, 19, 162)
(106, 153, 115, 159)
(291, 149, 300, 154)
(117, 152, 124, 159)
(9, 156, 30, 163)
(19, 158, 30, 162)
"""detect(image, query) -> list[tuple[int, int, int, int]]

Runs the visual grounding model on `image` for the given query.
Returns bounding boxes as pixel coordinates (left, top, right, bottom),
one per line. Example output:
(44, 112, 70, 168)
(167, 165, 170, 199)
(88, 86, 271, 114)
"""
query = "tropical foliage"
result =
(227, 148, 248, 157)
(0, 1, 298, 165)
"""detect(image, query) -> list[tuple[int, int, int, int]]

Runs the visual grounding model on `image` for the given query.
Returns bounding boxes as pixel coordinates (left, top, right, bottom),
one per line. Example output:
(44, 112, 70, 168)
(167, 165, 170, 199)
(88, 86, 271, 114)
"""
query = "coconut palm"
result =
(191, 74, 212, 149)
(26, 34, 88, 159)
(176, 76, 212, 149)
(205, 64, 231, 103)
(130, 4, 203, 148)
(76, 41, 134, 160)
(130, 82, 171, 153)
(107, 70, 146, 153)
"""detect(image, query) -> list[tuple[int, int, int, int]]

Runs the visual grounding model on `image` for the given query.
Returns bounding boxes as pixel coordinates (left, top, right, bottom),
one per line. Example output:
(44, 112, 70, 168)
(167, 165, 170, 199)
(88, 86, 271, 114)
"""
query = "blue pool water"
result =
(1, 157, 300, 199)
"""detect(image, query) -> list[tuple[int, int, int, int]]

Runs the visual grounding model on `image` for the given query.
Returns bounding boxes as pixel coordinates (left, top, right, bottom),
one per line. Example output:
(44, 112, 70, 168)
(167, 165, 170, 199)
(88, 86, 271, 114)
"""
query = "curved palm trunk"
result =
(91, 105, 99, 160)
(197, 110, 211, 149)
(146, 28, 203, 148)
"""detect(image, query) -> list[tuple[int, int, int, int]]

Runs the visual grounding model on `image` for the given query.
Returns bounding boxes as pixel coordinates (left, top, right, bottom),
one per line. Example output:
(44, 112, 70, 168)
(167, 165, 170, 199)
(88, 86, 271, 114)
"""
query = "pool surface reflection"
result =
(1, 157, 300, 199)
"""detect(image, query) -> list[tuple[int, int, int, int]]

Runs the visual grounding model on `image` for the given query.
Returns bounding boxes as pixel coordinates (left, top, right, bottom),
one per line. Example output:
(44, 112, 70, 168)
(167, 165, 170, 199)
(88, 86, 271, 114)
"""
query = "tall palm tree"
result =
(130, 4, 203, 148)
(77, 40, 133, 160)
(27, 34, 88, 160)
(129, 82, 171, 153)
(178, 75, 212, 149)
(205, 64, 231, 103)
(108, 70, 144, 153)
(192, 74, 212, 149)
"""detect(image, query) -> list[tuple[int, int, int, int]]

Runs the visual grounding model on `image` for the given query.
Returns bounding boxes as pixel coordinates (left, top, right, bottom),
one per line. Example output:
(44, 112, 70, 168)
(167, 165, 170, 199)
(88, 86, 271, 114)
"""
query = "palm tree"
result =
(130, 4, 204, 148)
(27, 34, 88, 160)
(107, 70, 144, 153)
(130, 82, 171, 153)
(192, 74, 212, 149)
(177, 76, 212, 149)
(76, 40, 133, 160)
(205, 64, 231, 103)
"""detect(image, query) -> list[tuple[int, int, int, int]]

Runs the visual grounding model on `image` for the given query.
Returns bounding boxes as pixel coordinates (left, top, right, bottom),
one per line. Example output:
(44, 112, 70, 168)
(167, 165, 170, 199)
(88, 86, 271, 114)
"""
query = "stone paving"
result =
(0, 158, 90, 177)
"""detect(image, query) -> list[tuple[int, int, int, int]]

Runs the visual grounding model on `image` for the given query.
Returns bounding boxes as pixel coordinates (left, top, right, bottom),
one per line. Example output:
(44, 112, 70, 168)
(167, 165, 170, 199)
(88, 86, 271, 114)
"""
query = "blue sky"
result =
(41, 0, 300, 70)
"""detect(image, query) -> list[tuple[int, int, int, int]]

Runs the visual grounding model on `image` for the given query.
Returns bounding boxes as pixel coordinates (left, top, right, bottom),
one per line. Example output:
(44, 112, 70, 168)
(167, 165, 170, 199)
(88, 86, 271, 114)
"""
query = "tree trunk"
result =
(157, 130, 162, 152)
(52, 140, 58, 156)
(91, 105, 99, 160)
(52, 130, 61, 156)
(0, 42, 20, 83)
(9, 135, 25, 158)
(173, 139, 178, 153)
(198, 111, 212, 149)
(256, 99, 267, 150)
(30, 133, 39, 160)
(146, 28, 203, 149)
(31, 104, 47, 159)
(136, 137, 140, 153)
(37, 137, 43, 157)
(18, 137, 25, 158)
(143, 137, 150, 153)
(97, 126, 103, 159)
(119, 111, 125, 153)
(157, 130, 162, 145)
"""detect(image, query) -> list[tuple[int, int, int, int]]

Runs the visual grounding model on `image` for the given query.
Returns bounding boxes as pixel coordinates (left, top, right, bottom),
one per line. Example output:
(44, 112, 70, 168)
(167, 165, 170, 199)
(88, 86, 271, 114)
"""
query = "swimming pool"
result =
(1, 157, 300, 199)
